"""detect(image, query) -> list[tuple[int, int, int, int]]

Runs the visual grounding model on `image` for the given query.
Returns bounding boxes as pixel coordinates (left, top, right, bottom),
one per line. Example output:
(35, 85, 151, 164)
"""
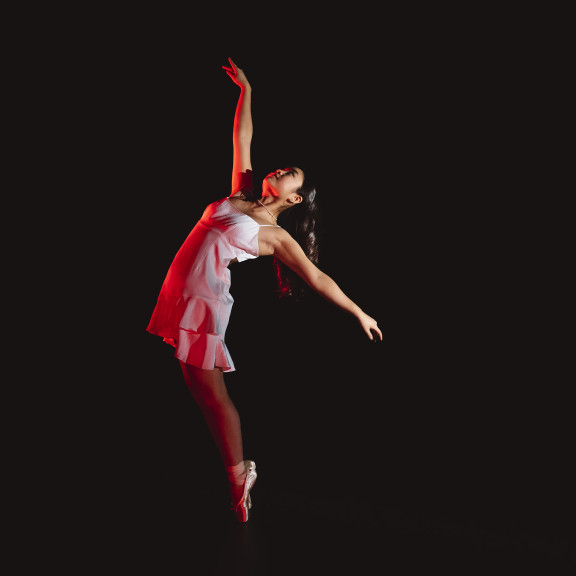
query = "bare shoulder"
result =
(258, 226, 297, 256)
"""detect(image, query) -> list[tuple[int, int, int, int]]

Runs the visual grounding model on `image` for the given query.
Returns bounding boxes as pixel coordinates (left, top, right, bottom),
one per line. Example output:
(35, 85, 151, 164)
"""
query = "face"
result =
(262, 167, 304, 199)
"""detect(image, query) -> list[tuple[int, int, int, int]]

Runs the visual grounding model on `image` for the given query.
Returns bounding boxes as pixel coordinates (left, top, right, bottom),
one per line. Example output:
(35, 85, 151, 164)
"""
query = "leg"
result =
(179, 360, 244, 466)
(179, 361, 247, 503)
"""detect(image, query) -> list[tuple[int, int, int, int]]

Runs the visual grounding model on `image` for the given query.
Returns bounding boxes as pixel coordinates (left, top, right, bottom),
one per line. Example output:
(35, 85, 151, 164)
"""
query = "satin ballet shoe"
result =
(231, 460, 257, 523)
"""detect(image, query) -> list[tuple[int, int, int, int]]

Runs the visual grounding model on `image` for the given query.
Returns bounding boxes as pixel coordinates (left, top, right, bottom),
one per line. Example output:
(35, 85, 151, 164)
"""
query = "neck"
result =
(257, 199, 277, 222)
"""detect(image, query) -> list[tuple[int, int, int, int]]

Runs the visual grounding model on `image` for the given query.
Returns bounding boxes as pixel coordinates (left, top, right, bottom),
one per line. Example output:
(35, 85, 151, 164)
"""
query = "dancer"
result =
(147, 58, 382, 522)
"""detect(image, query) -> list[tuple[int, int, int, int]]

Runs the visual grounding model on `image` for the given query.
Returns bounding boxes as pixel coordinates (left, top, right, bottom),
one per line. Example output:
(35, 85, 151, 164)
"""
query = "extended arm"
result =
(269, 229, 383, 341)
(222, 58, 253, 195)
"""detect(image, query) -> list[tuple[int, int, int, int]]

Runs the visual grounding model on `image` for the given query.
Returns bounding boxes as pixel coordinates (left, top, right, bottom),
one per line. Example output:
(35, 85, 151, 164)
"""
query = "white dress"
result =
(147, 197, 278, 372)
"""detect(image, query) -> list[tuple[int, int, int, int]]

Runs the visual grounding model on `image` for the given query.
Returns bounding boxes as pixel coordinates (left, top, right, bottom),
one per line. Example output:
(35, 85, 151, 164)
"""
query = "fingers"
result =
(368, 323, 382, 341)
(368, 330, 382, 342)
(358, 315, 382, 342)
(222, 64, 236, 83)
(222, 57, 237, 74)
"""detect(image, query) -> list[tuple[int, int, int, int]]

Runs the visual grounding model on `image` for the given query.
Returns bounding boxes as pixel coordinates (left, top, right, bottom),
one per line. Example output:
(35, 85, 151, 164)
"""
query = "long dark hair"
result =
(273, 170, 322, 301)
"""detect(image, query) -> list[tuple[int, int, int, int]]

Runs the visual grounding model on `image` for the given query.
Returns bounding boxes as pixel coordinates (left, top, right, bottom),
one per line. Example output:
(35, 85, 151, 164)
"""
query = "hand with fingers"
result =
(222, 57, 251, 90)
(357, 311, 383, 342)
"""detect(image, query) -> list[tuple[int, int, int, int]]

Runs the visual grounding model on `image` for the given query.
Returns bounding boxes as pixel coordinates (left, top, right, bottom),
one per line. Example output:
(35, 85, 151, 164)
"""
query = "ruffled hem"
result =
(147, 291, 235, 372)
(148, 328, 235, 372)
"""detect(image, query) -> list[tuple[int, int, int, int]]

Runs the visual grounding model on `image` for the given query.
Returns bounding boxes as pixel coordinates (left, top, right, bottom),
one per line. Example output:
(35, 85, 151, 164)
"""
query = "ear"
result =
(288, 194, 303, 205)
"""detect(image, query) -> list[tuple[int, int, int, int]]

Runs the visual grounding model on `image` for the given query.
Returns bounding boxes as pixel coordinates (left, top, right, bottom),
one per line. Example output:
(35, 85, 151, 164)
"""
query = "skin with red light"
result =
(180, 58, 382, 507)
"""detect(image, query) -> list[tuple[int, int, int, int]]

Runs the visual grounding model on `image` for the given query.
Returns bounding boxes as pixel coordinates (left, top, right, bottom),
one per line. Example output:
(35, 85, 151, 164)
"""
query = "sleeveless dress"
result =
(147, 196, 279, 372)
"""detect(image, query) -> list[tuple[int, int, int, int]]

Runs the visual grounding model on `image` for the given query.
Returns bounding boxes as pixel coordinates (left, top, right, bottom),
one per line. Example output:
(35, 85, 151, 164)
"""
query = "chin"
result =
(262, 182, 279, 196)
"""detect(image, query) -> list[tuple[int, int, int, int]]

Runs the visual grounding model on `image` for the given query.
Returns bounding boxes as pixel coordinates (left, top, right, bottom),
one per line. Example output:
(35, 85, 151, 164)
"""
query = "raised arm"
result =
(222, 58, 253, 196)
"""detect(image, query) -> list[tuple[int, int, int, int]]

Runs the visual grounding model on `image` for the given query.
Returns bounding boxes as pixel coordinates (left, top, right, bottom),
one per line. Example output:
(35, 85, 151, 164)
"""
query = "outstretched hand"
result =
(222, 57, 250, 89)
(357, 311, 383, 342)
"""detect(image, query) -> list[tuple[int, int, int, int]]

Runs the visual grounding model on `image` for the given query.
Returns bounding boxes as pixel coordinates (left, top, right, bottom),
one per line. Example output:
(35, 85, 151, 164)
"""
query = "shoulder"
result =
(257, 226, 294, 256)
(260, 226, 307, 257)
(260, 225, 291, 242)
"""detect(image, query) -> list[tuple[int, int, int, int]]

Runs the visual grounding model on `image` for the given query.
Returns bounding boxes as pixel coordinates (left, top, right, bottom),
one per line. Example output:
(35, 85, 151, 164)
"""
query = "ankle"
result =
(225, 461, 246, 486)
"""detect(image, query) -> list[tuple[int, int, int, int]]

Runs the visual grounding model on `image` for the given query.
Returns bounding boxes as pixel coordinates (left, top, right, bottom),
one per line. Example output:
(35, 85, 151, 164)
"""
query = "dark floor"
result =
(92, 454, 575, 575)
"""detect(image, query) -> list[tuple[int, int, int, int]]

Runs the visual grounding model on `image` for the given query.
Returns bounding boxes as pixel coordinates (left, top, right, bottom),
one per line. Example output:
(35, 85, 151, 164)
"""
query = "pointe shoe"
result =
(231, 460, 257, 523)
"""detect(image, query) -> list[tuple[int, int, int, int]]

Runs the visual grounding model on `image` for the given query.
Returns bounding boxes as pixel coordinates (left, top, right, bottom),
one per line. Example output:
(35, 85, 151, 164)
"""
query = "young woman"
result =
(147, 58, 382, 522)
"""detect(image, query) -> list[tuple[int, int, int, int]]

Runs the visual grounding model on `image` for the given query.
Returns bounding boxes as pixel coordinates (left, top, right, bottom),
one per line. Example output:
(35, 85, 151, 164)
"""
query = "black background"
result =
(33, 17, 574, 573)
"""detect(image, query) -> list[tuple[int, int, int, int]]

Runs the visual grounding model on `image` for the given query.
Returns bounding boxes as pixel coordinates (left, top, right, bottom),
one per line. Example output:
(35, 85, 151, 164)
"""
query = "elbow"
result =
(233, 131, 252, 145)
(239, 132, 252, 144)
(308, 271, 331, 293)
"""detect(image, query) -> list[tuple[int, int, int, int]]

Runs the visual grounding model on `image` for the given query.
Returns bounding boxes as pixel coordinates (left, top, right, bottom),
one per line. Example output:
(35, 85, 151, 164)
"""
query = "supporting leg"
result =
(179, 361, 246, 503)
